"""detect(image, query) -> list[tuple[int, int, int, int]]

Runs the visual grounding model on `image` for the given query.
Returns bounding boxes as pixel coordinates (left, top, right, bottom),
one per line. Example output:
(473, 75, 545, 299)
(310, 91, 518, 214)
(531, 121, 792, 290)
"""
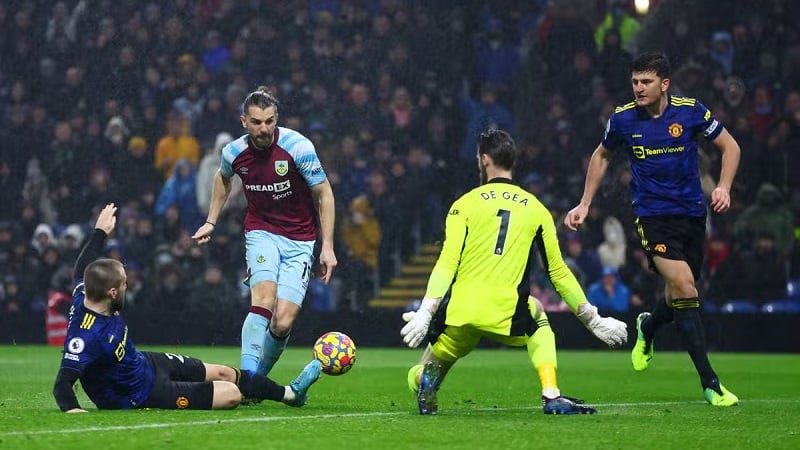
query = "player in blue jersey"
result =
(193, 87, 337, 382)
(565, 52, 741, 406)
(53, 204, 321, 413)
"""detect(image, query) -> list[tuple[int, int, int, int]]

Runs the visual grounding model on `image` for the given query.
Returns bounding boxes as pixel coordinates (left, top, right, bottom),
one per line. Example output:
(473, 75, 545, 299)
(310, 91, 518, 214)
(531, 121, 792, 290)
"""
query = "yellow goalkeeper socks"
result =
(527, 312, 560, 398)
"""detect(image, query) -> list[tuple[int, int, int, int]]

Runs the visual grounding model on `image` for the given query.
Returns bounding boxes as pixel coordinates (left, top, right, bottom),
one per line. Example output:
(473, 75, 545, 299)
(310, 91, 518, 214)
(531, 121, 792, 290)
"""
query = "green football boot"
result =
(704, 384, 739, 406)
(631, 312, 654, 371)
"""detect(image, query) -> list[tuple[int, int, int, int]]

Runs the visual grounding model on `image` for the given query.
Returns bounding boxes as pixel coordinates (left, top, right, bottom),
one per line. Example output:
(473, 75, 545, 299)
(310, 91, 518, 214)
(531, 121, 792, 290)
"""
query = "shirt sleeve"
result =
(600, 113, 623, 151)
(60, 331, 98, 377)
(533, 207, 587, 312)
(425, 198, 468, 299)
(694, 101, 724, 141)
(292, 139, 327, 187)
(72, 229, 107, 281)
(219, 143, 235, 179)
(53, 368, 82, 411)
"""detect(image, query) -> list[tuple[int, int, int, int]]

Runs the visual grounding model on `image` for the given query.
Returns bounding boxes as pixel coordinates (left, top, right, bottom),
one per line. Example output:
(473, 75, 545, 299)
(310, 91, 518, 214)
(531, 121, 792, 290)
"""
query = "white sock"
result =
(282, 386, 295, 403)
(542, 388, 561, 399)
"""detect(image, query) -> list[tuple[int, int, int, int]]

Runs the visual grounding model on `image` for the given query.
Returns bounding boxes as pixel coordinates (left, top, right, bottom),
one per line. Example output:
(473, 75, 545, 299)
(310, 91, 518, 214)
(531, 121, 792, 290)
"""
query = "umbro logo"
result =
(239, 167, 249, 175)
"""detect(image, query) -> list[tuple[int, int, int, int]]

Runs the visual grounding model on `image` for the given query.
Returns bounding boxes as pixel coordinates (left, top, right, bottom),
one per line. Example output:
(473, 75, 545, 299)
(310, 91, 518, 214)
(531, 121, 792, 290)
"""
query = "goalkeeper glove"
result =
(576, 303, 628, 348)
(400, 297, 440, 348)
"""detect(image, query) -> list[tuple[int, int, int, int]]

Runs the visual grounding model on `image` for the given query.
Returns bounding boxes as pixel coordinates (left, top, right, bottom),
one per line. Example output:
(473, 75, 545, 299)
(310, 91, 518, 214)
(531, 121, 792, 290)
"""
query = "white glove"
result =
(400, 298, 439, 348)
(576, 303, 628, 348)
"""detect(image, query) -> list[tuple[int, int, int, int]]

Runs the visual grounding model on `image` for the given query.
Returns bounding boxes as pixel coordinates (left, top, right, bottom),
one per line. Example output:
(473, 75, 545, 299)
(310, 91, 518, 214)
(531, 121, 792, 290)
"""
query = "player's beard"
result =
(110, 294, 124, 312)
(252, 132, 271, 149)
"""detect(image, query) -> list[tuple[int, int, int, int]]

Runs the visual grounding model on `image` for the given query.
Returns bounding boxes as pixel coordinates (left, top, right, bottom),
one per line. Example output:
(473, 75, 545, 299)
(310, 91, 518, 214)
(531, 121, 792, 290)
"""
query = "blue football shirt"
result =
(601, 95, 723, 217)
(59, 280, 155, 409)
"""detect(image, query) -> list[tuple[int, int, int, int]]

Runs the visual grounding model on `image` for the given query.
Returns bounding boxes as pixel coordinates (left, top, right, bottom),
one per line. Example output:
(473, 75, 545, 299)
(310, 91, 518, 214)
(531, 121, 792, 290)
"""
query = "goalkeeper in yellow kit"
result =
(401, 129, 628, 415)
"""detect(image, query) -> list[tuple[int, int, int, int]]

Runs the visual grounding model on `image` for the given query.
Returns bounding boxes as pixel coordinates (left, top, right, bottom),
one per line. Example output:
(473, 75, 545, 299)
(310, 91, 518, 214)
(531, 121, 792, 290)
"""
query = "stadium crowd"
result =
(0, 0, 798, 322)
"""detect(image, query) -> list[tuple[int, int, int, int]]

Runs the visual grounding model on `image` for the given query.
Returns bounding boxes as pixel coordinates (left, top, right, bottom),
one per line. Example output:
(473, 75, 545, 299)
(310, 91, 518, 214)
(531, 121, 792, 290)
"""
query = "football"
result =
(312, 331, 356, 375)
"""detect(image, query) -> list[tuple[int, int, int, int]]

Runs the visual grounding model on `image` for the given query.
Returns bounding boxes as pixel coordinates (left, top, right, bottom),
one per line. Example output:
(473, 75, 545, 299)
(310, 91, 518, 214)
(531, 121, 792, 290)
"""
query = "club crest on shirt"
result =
(668, 123, 683, 138)
(275, 160, 288, 176)
(257, 255, 266, 264)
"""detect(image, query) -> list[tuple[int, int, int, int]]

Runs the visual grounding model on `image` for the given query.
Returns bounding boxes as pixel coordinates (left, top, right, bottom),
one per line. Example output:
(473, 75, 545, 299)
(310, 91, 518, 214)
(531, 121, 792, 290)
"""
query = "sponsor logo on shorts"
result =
(654, 244, 667, 253)
(668, 123, 683, 138)
(176, 396, 190, 409)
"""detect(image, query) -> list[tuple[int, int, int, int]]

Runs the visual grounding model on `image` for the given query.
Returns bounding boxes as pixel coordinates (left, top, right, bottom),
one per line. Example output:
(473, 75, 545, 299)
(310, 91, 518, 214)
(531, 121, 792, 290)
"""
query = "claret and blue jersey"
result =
(220, 126, 327, 241)
(601, 95, 724, 217)
(59, 279, 154, 409)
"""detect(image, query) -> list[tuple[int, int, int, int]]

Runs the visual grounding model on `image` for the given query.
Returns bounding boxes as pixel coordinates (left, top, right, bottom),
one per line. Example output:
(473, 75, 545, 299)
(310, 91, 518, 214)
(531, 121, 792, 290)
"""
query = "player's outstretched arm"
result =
(710, 128, 741, 214)
(53, 368, 86, 413)
(72, 203, 116, 280)
(565, 144, 611, 231)
(193, 170, 231, 246)
(538, 206, 627, 348)
(311, 180, 337, 283)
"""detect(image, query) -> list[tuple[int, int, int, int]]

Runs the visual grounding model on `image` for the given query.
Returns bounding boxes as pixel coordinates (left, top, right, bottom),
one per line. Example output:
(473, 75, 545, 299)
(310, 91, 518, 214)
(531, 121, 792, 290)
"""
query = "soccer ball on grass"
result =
(312, 331, 356, 375)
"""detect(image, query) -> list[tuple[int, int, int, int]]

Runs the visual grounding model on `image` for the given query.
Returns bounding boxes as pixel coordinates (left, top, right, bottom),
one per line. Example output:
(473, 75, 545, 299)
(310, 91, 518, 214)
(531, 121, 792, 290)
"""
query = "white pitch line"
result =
(0, 411, 406, 437)
(2, 398, 799, 437)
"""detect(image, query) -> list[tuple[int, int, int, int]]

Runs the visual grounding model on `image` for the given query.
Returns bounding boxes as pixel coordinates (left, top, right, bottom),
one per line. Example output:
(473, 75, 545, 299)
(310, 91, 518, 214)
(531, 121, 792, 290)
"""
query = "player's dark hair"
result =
(478, 129, 516, 170)
(84, 258, 124, 300)
(241, 86, 280, 115)
(631, 52, 671, 79)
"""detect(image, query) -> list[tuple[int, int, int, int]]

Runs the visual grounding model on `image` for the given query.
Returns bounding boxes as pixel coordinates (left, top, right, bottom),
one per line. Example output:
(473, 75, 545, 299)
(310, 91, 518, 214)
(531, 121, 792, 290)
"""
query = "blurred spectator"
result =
(340, 196, 381, 311)
(155, 159, 202, 232)
(0, 161, 22, 222)
(710, 233, 788, 303)
(459, 83, 514, 160)
(59, 224, 85, 263)
(31, 224, 56, 256)
(196, 132, 244, 215)
(1, 275, 24, 315)
(474, 19, 520, 89)
(155, 113, 200, 180)
(564, 232, 603, 285)
(189, 263, 240, 314)
(708, 31, 735, 76)
(597, 216, 626, 270)
(201, 30, 230, 75)
(587, 266, 632, 312)
(733, 183, 795, 257)
(594, 0, 640, 53)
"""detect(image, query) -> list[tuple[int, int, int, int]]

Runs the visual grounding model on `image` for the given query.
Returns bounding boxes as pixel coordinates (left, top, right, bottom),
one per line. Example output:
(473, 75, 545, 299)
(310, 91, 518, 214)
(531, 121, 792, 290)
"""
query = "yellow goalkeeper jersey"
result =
(425, 178, 586, 336)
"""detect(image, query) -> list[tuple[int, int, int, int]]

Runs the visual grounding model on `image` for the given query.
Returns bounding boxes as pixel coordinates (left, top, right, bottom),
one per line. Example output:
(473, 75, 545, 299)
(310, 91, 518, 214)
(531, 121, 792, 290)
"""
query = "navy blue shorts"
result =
(142, 351, 214, 410)
(634, 215, 706, 280)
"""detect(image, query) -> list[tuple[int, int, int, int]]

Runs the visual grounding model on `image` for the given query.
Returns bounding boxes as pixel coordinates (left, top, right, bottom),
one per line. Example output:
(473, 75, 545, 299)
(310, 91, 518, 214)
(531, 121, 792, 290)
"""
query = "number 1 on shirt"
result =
(495, 209, 511, 255)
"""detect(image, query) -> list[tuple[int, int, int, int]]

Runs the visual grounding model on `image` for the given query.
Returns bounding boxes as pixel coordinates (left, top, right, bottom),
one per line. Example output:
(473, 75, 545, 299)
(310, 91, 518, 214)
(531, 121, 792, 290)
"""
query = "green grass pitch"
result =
(0, 345, 798, 449)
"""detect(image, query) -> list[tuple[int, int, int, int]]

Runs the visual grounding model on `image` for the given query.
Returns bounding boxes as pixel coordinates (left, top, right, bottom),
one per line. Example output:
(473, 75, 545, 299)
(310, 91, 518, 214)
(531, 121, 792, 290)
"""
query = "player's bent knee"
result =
(204, 364, 237, 383)
(211, 381, 241, 409)
(270, 314, 297, 337)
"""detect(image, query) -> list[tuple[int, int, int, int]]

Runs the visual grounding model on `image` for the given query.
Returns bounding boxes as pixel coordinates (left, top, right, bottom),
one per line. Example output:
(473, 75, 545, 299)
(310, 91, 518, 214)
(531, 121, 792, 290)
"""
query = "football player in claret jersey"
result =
(401, 130, 628, 415)
(565, 52, 741, 406)
(192, 87, 337, 381)
(53, 204, 321, 413)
